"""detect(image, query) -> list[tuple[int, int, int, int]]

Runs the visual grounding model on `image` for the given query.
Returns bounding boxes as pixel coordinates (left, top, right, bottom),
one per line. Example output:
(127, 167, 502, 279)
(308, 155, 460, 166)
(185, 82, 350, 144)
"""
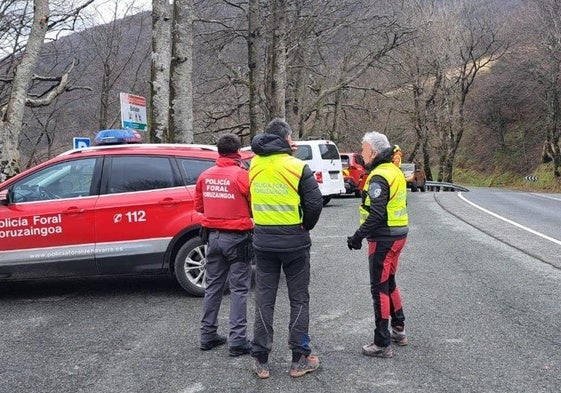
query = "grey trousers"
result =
(200, 231, 252, 347)
(251, 248, 312, 360)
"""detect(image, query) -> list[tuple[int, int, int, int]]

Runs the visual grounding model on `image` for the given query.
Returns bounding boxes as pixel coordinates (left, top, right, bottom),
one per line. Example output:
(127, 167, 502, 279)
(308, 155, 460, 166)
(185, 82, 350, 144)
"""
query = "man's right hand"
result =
(347, 235, 362, 250)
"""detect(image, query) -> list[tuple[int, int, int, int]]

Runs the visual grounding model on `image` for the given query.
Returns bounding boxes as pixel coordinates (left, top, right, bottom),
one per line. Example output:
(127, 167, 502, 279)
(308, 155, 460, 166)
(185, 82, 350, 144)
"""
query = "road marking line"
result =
(458, 192, 561, 246)
(531, 193, 561, 202)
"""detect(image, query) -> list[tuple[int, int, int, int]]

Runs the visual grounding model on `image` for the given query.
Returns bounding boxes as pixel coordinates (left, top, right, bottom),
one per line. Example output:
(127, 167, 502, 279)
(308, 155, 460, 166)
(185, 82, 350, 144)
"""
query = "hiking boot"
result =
(253, 360, 270, 379)
(200, 335, 227, 351)
(391, 327, 408, 346)
(289, 355, 320, 378)
(361, 342, 393, 358)
(229, 341, 251, 357)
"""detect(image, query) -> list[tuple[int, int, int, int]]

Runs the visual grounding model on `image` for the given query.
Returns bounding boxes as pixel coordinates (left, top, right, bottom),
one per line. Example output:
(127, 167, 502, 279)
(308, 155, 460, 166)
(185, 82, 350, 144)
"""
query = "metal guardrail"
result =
(425, 181, 470, 192)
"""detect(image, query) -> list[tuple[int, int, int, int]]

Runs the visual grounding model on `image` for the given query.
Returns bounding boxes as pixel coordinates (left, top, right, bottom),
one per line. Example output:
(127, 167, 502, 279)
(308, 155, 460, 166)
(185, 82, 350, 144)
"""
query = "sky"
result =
(87, 0, 153, 26)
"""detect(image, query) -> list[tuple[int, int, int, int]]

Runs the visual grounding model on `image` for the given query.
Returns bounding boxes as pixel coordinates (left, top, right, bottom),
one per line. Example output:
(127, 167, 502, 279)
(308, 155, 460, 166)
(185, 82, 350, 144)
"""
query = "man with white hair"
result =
(347, 131, 409, 358)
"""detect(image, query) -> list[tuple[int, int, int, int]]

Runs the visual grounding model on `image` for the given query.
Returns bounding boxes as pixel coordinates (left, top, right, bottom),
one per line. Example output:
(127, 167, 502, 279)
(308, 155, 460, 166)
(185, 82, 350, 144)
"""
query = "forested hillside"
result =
(2, 0, 559, 190)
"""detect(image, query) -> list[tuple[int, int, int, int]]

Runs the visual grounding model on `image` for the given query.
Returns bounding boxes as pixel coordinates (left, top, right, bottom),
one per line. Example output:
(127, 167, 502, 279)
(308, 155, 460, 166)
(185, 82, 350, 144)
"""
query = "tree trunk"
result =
(330, 89, 343, 141)
(247, 0, 261, 142)
(267, 0, 287, 120)
(99, 70, 110, 130)
(0, 0, 49, 182)
(543, 80, 561, 177)
(169, 0, 194, 143)
(150, 0, 172, 143)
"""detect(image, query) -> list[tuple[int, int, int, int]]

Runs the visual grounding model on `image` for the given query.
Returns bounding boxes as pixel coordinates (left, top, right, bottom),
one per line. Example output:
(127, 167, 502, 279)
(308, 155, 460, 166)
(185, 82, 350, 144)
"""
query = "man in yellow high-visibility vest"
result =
(347, 131, 409, 358)
(249, 118, 323, 379)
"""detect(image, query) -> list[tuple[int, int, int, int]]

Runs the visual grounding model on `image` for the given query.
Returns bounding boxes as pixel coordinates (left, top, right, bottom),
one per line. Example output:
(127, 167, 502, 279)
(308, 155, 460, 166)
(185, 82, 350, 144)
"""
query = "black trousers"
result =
(251, 248, 312, 362)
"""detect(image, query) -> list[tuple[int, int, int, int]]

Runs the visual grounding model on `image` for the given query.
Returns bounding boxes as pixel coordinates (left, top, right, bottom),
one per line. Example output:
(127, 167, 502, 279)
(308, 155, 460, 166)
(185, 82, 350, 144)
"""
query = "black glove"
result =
(347, 235, 363, 250)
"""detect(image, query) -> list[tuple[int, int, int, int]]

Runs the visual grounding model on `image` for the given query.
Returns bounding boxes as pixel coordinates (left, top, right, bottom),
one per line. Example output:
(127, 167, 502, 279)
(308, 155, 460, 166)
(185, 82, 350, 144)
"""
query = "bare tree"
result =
(264, 0, 287, 119)
(1, 0, 50, 182)
(191, 1, 259, 143)
(150, 0, 172, 142)
(0, 0, 95, 182)
(247, 0, 262, 139)
(435, 2, 506, 182)
(81, 1, 151, 131)
(391, 0, 506, 183)
(283, 0, 412, 140)
(522, 0, 561, 178)
(169, 0, 194, 143)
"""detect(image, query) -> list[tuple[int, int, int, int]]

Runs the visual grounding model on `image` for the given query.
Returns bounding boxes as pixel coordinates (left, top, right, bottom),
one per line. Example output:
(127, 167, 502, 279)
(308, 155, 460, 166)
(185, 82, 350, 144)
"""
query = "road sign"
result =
(120, 93, 147, 131)
(73, 137, 91, 149)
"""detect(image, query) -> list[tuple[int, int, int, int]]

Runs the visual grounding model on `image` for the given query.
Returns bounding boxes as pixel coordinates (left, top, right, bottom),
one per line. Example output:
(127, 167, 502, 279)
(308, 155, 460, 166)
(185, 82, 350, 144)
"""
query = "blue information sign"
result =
(73, 137, 91, 149)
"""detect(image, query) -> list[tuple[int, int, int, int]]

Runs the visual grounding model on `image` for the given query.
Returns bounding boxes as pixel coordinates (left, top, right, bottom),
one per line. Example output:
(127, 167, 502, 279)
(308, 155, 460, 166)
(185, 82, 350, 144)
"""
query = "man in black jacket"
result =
(249, 118, 323, 379)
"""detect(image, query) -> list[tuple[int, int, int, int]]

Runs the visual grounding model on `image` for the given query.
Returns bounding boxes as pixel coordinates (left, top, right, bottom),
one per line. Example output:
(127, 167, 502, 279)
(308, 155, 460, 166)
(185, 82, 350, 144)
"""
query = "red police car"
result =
(340, 152, 367, 197)
(0, 142, 253, 296)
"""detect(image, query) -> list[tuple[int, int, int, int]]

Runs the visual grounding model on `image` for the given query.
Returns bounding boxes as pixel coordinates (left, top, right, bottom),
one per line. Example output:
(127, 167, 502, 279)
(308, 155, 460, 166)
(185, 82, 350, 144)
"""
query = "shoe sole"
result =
(361, 348, 393, 358)
(200, 345, 222, 351)
(229, 350, 251, 357)
(200, 343, 226, 351)
(391, 337, 408, 346)
(200, 336, 227, 351)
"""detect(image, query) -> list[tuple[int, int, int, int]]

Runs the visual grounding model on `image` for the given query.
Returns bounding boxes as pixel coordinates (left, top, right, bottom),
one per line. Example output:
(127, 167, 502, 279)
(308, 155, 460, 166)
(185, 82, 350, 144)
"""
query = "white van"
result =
(293, 140, 346, 205)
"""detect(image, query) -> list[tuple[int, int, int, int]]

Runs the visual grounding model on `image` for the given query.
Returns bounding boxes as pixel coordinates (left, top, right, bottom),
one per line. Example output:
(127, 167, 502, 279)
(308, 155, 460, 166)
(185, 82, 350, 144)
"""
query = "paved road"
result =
(459, 187, 561, 244)
(1, 191, 560, 393)
(436, 187, 561, 269)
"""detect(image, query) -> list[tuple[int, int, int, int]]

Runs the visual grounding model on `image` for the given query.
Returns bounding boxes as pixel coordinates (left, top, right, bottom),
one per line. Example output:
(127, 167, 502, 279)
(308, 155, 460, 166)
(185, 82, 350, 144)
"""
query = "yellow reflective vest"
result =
(249, 154, 305, 225)
(360, 162, 408, 227)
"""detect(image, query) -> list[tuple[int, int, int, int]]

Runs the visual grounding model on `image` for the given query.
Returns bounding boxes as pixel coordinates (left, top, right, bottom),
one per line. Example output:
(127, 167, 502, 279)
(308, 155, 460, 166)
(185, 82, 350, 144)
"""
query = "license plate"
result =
(330, 172, 339, 180)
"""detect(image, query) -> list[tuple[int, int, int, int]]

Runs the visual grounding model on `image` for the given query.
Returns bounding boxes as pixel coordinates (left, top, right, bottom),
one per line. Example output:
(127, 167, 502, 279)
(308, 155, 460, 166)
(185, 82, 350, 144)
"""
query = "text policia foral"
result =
(0, 214, 63, 239)
(203, 178, 235, 200)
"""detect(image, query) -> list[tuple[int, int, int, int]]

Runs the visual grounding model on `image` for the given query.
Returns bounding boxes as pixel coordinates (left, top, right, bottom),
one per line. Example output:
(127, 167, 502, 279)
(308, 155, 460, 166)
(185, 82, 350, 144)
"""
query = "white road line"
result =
(457, 192, 561, 246)
(531, 193, 561, 202)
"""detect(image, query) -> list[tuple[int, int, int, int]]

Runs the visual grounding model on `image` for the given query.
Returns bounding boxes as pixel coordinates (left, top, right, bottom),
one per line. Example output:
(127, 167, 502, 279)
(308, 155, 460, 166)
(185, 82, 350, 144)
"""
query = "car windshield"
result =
(11, 158, 97, 202)
(319, 144, 340, 160)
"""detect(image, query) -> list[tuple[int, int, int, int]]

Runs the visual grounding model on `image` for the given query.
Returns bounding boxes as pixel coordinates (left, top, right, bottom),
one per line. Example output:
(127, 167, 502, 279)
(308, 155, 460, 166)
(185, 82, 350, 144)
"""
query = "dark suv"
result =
(0, 144, 253, 296)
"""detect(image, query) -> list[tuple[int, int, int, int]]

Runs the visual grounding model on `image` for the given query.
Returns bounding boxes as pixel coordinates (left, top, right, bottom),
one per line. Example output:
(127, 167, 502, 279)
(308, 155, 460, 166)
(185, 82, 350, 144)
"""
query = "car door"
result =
(93, 155, 198, 274)
(0, 157, 99, 278)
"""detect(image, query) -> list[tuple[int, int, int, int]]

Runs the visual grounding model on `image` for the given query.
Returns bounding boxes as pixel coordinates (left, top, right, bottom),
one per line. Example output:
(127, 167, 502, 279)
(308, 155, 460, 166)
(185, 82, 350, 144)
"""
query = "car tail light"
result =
(315, 171, 323, 184)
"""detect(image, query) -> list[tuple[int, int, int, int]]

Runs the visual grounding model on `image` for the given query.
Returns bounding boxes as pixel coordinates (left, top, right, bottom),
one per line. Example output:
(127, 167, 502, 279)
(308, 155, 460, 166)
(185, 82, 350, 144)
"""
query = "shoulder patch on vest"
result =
(369, 182, 382, 199)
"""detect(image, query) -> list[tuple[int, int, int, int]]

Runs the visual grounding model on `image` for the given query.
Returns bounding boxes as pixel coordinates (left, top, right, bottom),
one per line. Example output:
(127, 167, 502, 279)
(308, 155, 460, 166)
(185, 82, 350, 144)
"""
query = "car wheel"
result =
(322, 196, 332, 206)
(174, 237, 207, 296)
(354, 189, 361, 198)
(420, 182, 426, 192)
(411, 183, 418, 192)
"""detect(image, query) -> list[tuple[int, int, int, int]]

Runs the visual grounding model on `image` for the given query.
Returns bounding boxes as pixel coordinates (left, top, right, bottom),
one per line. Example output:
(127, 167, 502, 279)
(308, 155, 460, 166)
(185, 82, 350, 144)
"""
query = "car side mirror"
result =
(0, 189, 10, 206)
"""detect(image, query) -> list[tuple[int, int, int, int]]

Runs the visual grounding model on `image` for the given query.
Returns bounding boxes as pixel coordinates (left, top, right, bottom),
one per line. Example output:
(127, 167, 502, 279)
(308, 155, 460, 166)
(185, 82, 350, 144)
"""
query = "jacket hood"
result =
(251, 133, 293, 156)
(215, 155, 243, 168)
(367, 146, 394, 170)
